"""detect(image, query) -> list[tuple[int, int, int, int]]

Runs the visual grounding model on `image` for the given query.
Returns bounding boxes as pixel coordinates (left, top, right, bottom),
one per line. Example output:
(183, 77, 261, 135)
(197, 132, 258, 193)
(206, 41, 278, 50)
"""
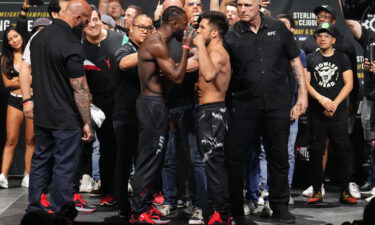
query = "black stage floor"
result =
(0, 178, 367, 225)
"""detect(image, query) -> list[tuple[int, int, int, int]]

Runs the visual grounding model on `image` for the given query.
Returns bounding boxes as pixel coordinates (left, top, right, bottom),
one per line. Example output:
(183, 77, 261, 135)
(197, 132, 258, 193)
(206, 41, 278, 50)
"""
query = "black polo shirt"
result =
(30, 19, 85, 129)
(224, 15, 300, 110)
(113, 39, 140, 115)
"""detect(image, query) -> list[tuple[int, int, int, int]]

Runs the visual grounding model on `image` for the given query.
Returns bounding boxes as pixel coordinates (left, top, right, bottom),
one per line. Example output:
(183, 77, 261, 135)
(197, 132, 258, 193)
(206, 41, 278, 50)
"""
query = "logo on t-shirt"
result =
(314, 62, 338, 88)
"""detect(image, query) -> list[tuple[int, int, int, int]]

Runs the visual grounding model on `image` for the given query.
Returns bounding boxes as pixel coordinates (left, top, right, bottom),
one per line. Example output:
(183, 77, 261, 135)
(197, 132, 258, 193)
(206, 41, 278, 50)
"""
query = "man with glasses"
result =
(82, 5, 128, 208)
(305, 22, 357, 206)
(301, 4, 360, 199)
(113, 14, 154, 220)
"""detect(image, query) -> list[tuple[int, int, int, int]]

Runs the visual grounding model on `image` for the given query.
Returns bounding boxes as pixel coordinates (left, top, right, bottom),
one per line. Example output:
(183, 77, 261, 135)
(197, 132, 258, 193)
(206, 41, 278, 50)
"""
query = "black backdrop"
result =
(0, 0, 370, 176)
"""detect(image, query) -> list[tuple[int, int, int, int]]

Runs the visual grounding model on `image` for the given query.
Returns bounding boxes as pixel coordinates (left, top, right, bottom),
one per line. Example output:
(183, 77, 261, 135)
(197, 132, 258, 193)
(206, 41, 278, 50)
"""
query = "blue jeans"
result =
(245, 138, 260, 204)
(162, 105, 207, 208)
(91, 132, 100, 180)
(28, 126, 82, 212)
(287, 119, 298, 187)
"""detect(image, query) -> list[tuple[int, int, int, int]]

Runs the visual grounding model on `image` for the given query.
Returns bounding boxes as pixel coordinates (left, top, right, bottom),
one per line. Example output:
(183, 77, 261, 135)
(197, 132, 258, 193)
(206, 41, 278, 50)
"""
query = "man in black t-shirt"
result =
(83, 6, 127, 207)
(302, 4, 359, 115)
(305, 22, 357, 205)
(112, 14, 154, 219)
(26, 0, 93, 213)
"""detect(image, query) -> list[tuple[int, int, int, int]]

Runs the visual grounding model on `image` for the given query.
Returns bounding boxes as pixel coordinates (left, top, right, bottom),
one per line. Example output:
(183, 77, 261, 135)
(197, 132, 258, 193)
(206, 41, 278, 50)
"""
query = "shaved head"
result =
(162, 0, 184, 11)
(59, 0, 92, 38)
(64, 0, 91, 18)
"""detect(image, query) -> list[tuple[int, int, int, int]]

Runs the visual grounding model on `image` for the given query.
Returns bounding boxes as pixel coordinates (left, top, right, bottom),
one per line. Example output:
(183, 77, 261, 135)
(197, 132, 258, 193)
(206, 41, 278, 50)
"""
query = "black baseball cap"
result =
(313, 5, 336, 19)
(315, 22, 337, 37)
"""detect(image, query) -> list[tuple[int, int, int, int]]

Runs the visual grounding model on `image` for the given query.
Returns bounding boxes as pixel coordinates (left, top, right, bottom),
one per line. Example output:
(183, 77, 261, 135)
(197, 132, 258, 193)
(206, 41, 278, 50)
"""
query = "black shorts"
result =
(8, 94, 23, 111)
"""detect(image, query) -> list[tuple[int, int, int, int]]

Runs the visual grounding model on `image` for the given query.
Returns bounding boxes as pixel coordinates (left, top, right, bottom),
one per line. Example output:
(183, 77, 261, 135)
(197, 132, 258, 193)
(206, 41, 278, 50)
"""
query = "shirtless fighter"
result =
(130, 6, 194, 224)
(193, 11, 232, 225)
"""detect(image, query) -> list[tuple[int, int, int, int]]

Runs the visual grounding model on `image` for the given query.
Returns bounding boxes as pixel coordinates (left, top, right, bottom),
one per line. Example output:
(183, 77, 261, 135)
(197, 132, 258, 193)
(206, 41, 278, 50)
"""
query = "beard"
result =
(72, 23, 84, 40)
(173, 29, 184, 42)
(205, 37, 211, 46)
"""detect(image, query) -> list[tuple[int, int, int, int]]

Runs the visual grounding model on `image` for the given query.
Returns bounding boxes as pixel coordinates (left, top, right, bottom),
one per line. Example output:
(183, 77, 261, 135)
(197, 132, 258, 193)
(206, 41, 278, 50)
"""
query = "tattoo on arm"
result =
(291, 59, 306, 92)
(70, 76, 92, 127)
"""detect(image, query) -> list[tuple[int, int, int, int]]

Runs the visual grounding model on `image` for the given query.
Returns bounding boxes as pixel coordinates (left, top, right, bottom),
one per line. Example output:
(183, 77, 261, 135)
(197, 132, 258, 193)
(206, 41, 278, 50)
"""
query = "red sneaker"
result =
(40, 193, 53, 213)
(153, 192, 165, 206)
(73, 193, 96, 212)
(100, 194, 116, 206)
(340, 191, 357, 204)
(208, 211, 233, 225)
(307, 191, 323, 204)
(40, 193, 51, 208)
(130, 212, 155, 224)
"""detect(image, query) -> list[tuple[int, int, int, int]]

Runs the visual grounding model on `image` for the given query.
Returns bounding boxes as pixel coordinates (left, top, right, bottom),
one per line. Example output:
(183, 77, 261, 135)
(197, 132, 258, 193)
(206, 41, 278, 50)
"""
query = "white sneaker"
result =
(244, 200, 257, 216)
(349, 182, 361, 199)
(0, 173, 8, 189)
(365, 195, 375, 203)
(159, 204, 176, 217)
(289, 195, 294, 205)
(188, 206, 203, 224)
(258, 189, 268, 206)
(21, 173, 29, 188)
(79, 174, 94, 193)
(302, 185, 325, 197)
(302, 186, 313, 197)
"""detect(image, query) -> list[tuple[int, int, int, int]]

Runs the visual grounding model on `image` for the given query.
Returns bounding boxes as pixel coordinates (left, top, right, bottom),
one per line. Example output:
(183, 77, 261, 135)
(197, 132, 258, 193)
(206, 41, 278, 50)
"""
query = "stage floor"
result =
(0, 178, 367, 225)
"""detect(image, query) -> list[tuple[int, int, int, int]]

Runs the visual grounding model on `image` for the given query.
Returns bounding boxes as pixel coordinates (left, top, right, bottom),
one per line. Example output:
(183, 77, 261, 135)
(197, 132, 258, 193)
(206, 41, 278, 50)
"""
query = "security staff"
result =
(223, 0, 307, 223)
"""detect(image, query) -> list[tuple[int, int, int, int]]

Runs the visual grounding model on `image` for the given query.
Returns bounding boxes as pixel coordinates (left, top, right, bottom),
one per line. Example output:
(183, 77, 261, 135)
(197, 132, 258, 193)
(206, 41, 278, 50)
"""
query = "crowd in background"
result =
(0, 0, 375, 225)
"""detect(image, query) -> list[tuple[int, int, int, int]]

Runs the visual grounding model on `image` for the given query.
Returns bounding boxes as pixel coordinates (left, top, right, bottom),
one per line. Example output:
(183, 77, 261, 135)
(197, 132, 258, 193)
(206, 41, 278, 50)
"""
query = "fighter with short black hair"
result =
(193, 11, 232, 225)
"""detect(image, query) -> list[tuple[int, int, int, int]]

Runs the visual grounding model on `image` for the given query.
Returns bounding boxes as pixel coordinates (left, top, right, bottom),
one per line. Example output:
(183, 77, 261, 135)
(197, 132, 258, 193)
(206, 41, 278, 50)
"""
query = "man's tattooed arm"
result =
(70, 75, 92, 128)
(290, 57, 308, 117)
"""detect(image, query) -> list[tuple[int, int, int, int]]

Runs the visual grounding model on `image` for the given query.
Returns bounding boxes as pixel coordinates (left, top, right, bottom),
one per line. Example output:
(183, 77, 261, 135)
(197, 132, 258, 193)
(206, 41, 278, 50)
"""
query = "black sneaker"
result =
(360, 182, 374, 194)
(118, 209, 132, 220)
(271, 211, 295, 224)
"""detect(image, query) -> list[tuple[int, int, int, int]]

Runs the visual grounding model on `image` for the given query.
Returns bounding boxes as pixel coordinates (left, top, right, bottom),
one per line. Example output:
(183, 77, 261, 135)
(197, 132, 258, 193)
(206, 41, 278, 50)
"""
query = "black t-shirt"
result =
(307, 50, 352, 115)
(224, 16, 300, 110)
(302, 31, 358, 105)
(83, 30, 127, 111)
(163, 37, 198, 109)
(113, 39, 139, 114)
(30, 19, 85, 129)
(359, 27, 375, 99)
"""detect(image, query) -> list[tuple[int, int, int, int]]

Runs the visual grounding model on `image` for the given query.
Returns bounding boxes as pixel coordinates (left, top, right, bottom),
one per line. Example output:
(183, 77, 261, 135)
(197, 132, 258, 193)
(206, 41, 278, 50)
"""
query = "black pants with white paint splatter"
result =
(197, 101, 231, 217)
